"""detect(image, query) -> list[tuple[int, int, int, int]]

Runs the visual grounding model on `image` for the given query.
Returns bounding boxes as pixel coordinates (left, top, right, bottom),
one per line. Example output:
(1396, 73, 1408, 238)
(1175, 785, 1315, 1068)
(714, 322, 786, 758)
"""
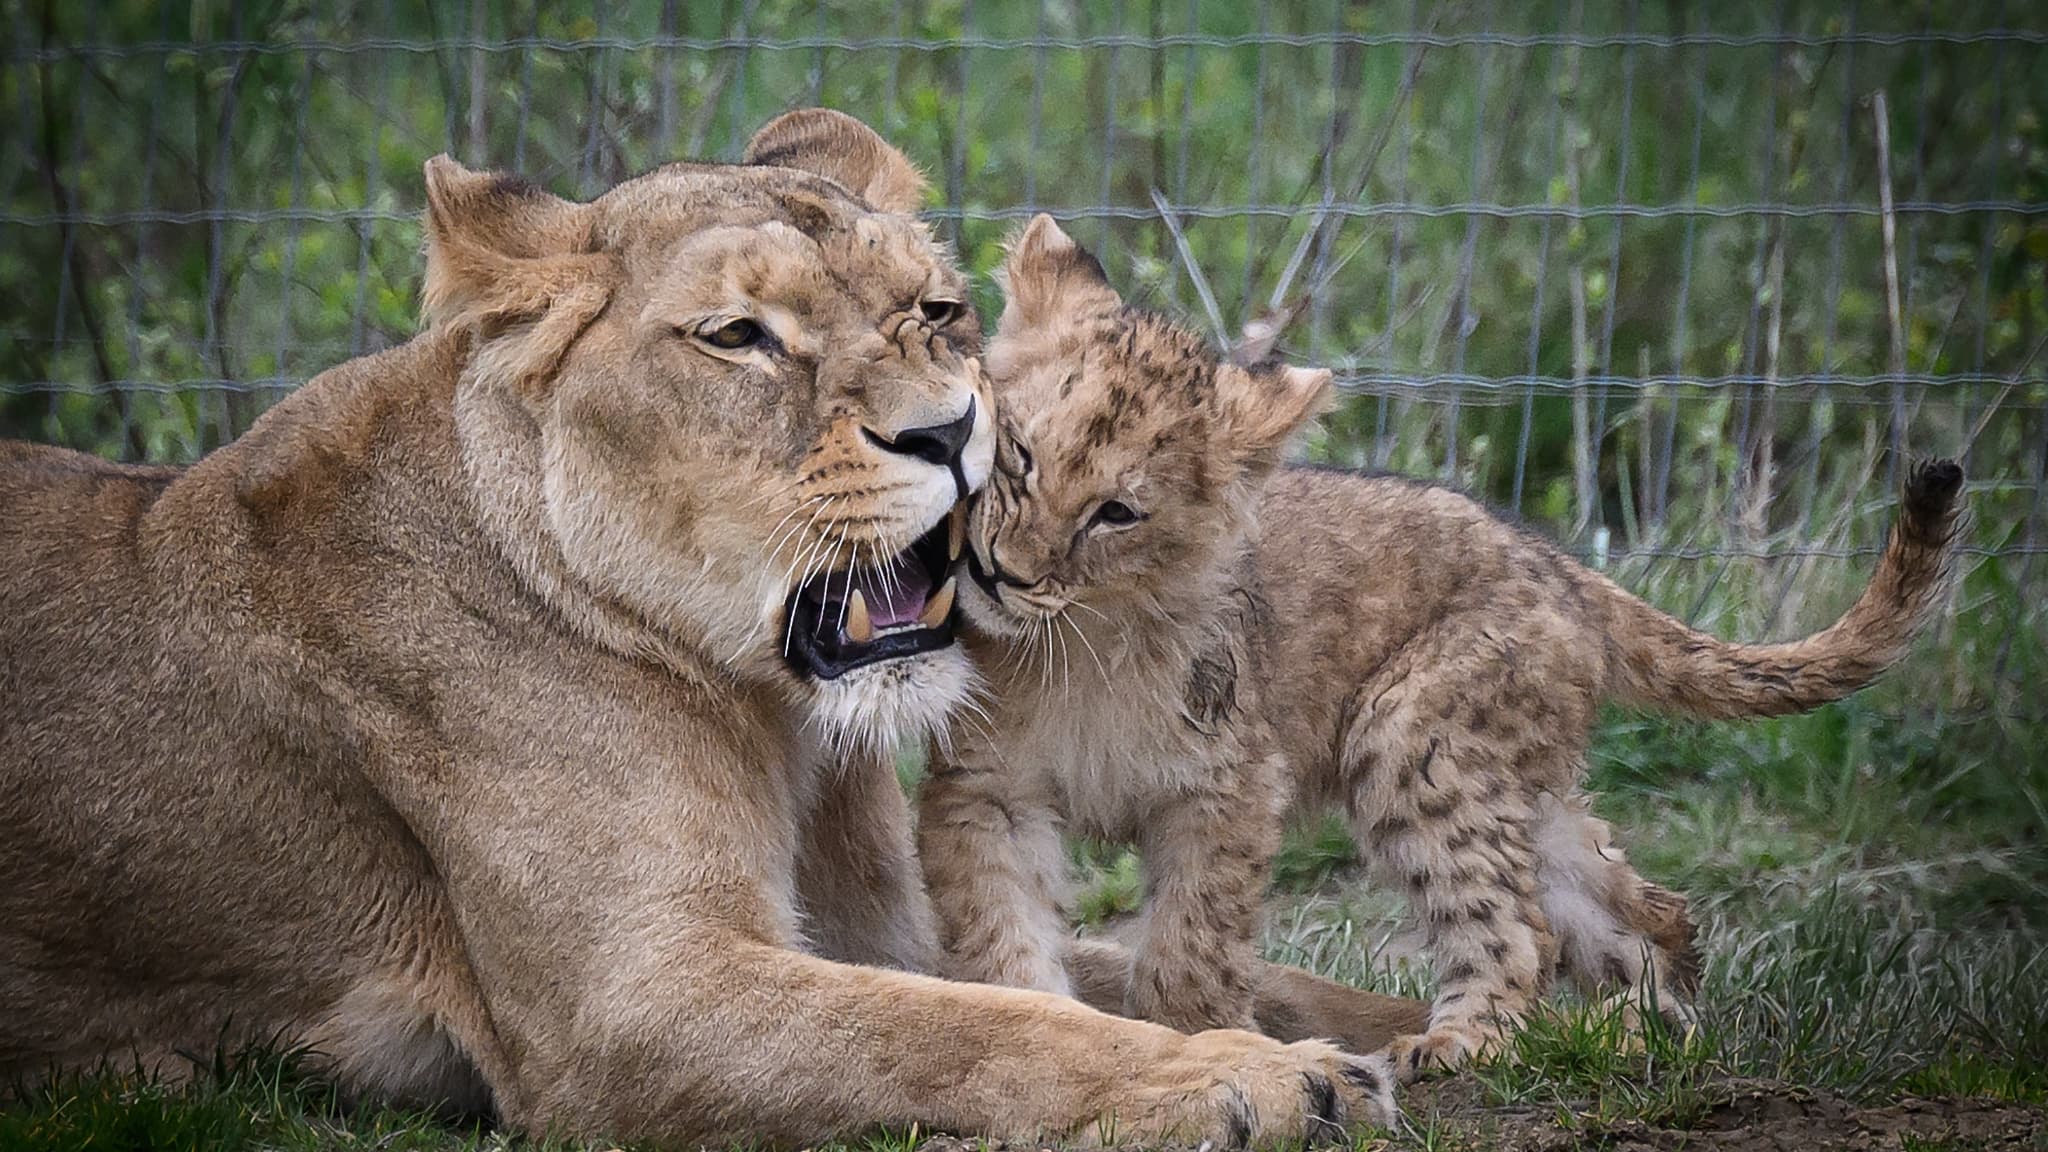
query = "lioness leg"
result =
(541, 931, 1395, 1146)
(917, 750, 1074, 995)
(1064, 938, 1432, 1053)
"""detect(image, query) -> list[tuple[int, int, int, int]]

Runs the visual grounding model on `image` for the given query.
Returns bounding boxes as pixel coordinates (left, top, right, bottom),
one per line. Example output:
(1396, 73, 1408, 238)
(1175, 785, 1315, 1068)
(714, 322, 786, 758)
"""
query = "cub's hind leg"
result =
(1347, 742, 1559, 1078)
(1530, 792, 1700, 1024)
(1340, 647, 1589, 1079)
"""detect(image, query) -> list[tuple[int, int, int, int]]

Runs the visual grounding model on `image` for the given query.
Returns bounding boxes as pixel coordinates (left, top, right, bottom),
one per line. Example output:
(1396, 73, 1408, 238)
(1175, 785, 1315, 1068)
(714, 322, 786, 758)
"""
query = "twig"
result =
(1960, 329, 2048, 459)
(468, 0, 488, 164)
(1149, 188, 1231, 352)
(1873, 91, 1906, 379)
(1265, 205, 1330, 316)
(1562, 6, 1594, 542)
(35, 9, 116, 390)
(1244, 0, 1454, 304)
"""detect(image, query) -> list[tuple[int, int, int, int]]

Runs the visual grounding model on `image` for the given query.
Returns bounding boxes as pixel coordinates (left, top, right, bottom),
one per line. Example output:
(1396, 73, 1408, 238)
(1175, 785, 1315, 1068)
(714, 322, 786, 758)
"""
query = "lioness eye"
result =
(1091, 500, 1142, 528)
(919, 298, 963, 328)
(700, 318, 764, 349)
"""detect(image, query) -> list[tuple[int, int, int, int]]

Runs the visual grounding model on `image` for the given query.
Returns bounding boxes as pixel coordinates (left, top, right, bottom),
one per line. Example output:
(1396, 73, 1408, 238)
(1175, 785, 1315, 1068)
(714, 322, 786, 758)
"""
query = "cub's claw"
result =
(1381, 1025, 1503, 1083)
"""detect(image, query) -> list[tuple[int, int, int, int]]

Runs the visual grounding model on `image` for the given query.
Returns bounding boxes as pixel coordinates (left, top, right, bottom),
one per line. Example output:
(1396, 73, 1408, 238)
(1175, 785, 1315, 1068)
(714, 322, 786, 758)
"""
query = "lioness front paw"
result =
(1104, 1031, 1396, 1148)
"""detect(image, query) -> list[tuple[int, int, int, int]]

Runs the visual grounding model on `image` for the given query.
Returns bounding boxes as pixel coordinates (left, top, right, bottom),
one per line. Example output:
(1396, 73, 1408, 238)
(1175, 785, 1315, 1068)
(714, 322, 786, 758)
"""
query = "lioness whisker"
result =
(764, 493, 830, 565)
(782, 504, 842, 657)
(815, 523, 852, 632)
(1052, 614, 1073, 699)
(778, 499, 837, 594)
(839, 542, 860, 631)
(1040, 616, 1056, 697)
(742, 473, 807, 514)
(777, 495, 838, 575)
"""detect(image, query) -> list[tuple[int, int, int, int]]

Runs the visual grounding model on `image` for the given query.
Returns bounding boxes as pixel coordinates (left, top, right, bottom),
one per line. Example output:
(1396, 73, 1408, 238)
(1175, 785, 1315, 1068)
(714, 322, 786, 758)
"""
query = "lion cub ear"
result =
(1219, 363, 1334, 474)
(420, 156, 607, 331)
(743, 108, 928, 214)
(997, 214, 1122, 337)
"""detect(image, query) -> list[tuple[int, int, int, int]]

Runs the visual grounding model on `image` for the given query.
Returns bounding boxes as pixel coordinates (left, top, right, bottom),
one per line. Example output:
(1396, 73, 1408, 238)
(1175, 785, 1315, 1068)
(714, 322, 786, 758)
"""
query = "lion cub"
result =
(919, 214, 1965, 1079)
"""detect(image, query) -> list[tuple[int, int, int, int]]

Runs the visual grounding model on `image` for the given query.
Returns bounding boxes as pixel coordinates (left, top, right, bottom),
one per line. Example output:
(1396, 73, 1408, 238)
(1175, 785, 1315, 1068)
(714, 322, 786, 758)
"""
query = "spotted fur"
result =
(922, 215, 1966, 1082)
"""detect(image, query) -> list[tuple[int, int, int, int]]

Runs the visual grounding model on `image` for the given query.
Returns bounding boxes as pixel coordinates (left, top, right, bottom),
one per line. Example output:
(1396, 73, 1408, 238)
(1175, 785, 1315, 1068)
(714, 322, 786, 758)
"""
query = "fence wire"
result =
(1, 0, 2044, 672)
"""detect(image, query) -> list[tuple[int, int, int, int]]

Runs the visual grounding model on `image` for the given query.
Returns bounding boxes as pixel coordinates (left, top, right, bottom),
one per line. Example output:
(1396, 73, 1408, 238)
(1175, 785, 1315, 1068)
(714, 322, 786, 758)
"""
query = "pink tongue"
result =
(856, 558, 932, 628)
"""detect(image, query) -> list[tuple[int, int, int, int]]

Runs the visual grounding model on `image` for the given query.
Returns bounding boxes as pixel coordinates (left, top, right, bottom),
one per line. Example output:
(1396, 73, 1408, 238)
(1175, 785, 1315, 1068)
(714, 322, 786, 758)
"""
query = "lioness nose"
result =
(865, 398, 978, 498)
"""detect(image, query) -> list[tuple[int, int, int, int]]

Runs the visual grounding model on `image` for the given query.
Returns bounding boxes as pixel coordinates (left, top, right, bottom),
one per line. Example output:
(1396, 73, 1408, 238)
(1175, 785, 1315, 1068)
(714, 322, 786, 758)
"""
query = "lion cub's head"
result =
(425, 110, 992, 749)
(960, 215, 1330, 642)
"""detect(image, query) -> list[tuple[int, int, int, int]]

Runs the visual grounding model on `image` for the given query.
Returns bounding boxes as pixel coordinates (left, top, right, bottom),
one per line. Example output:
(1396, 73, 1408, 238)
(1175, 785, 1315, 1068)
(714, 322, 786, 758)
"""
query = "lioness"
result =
(0, 112, 1396, 1146)
(919, 215, 1964, 1078)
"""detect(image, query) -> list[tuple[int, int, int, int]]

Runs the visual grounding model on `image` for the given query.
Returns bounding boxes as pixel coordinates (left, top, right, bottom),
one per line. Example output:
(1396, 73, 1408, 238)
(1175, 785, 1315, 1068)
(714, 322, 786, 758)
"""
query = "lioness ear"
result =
(421, 155, 606, 331)
(1220, 364, 1334, 473)
(743, 108, 927, 214)
(997, 213, 1121, 335)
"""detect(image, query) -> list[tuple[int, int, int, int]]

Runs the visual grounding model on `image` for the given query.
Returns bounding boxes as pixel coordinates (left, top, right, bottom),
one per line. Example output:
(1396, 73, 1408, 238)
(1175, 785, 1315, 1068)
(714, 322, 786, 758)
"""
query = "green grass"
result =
(0, 1045, 512, 1152)
(1, 1050, 950, 1152)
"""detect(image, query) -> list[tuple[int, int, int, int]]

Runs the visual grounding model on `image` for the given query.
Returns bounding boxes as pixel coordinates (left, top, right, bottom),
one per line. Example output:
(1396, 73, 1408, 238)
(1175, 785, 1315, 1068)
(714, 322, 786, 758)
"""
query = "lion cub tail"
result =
(1596, 458, 1964, 721)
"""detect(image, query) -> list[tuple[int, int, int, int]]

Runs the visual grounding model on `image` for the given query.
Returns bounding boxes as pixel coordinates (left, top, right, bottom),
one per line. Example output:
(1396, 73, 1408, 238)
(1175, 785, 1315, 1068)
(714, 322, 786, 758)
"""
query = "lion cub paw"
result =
(1109, 1032, 1396, 1147)
(1380, 1024, 1505, 1083)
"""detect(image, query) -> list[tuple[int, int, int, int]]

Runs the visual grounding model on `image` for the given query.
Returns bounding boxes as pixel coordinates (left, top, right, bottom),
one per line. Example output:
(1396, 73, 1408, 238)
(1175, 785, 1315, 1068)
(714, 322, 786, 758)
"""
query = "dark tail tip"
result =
(1902, 457, 1964, 535)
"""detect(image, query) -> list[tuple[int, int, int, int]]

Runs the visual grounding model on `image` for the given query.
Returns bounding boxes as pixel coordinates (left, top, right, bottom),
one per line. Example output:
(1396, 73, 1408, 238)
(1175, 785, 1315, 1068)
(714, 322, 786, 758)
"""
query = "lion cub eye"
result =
(1090, 500, 1143, 529)
(699, 318, 765, 350)
(919, 298, 964, 328)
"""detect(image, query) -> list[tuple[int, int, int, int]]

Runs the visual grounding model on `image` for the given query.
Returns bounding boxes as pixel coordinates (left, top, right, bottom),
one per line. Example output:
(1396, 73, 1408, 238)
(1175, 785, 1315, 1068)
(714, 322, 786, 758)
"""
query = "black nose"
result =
(866, 397, 977, 498)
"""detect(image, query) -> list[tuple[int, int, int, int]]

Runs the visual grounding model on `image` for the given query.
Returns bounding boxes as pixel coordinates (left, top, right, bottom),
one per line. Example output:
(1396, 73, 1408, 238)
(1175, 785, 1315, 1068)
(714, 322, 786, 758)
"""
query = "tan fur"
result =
(1, 115, 1395, 1147)
(923, 215, 1963, 1081)
(922, 215, 1425, 1052)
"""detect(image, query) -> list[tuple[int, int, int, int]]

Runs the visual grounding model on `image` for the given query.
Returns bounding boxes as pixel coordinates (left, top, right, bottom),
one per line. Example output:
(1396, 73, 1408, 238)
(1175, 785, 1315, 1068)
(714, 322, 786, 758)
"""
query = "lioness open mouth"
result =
(783, 504, 966, 680)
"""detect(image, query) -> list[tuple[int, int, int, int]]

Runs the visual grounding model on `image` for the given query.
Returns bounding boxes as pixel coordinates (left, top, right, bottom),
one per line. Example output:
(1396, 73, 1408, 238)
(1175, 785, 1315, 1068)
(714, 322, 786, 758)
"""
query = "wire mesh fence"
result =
(2, 0, 2043, 714)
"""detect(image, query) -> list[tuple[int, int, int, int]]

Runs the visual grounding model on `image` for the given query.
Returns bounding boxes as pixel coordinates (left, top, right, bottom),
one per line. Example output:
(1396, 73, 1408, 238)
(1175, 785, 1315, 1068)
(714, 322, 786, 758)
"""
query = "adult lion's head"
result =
(425, 110, 992, 750)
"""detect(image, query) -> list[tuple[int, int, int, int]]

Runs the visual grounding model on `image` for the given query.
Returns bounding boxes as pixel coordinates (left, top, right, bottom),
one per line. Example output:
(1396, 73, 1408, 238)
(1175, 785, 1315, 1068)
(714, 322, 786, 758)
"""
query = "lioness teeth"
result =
(947, 503, 966, 562)
(845, 588, 875, 643)
(920, 577, 956, 629)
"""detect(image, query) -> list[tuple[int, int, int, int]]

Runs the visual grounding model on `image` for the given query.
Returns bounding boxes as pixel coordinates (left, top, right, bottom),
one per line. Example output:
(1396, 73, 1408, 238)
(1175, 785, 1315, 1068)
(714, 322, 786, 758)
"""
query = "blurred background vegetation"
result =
(1, 0, 2043, 1017)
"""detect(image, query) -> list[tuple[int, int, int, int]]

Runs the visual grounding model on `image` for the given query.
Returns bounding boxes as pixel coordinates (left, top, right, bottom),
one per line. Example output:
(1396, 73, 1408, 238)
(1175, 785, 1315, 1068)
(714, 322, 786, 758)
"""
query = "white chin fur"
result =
(804, 645, 982, 757)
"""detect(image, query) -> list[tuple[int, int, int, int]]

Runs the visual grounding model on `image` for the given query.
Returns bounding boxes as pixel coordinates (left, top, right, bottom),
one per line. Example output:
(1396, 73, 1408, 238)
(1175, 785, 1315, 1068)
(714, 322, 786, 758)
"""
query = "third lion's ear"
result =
(744, 108, 928, 214)
(1219, 364, 1334, 474)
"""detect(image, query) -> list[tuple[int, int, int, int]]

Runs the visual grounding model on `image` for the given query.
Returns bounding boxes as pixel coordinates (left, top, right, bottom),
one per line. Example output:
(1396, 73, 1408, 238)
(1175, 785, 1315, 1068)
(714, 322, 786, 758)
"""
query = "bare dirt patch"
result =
(915, 1079, 2044, 1152)
(1398, 1076, 2046, 1151)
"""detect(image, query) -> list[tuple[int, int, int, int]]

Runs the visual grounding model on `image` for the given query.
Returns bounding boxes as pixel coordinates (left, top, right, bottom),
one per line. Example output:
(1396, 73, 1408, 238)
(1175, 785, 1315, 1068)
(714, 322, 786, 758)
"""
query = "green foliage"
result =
(3, 3, 2041, 718)
(1069, 838, 1146, 925)
(1272, 812, 1362, 892)
(0, 1044, 511, 1152)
